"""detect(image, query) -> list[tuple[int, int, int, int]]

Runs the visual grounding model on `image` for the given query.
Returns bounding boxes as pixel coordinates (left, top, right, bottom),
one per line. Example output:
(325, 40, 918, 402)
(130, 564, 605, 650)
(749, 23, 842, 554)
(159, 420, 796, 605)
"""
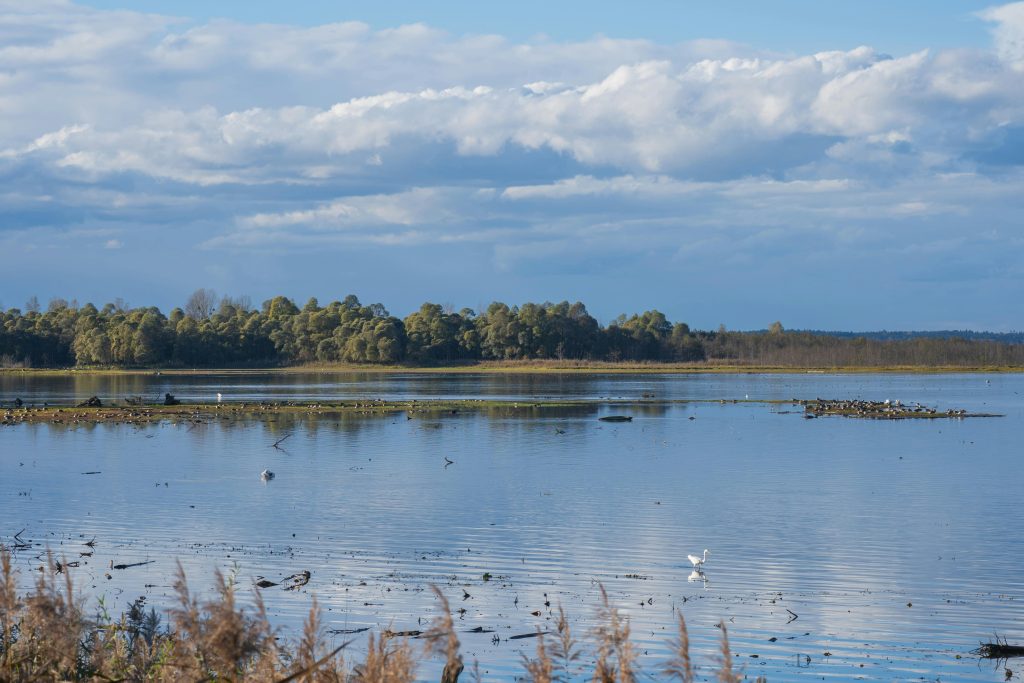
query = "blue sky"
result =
(1, 1, 1023, 330)
(86, 1, 993, 54)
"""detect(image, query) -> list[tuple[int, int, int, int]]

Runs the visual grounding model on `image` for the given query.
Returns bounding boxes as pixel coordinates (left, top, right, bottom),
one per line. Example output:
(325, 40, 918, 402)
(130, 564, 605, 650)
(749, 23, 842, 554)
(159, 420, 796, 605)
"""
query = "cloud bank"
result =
(1, 1, 1023, 328)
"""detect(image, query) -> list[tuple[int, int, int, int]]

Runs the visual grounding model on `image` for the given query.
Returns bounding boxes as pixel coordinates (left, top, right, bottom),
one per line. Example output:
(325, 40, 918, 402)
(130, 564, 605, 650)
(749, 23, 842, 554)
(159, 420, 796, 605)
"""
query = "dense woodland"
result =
(1, 291, 1021, 368)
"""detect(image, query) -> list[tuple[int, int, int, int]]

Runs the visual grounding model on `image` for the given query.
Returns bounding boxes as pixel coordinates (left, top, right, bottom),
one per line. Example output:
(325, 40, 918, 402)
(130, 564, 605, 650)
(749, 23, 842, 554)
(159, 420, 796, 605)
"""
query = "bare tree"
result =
(232, 294, 253, 312)
(218, 294, 253, 315)
(25, 295, 40, 313)
(184, 288, 218, 320)
(47, 297, 70, 313)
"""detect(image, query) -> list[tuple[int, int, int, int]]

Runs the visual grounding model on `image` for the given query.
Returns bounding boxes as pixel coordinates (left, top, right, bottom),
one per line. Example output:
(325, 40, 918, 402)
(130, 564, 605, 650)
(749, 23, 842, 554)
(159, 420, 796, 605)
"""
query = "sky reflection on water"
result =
(1, 373, 1022, 681)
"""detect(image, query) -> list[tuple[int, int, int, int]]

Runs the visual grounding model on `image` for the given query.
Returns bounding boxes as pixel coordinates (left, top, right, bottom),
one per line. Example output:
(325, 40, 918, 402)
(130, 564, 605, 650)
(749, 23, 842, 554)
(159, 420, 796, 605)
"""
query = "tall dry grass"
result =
(0, 551, 760, 682)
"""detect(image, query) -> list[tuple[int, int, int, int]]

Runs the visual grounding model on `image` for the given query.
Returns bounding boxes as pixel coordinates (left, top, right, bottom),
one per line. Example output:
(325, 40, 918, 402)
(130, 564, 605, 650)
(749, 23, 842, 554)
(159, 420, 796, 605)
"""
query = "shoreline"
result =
(2, 361, 1023, 376)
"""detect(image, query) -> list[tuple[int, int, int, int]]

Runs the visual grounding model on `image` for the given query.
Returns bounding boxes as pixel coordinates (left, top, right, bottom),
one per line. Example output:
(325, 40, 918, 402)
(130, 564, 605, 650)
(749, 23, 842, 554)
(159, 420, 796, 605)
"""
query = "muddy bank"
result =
(0, 397, 691, 426)
(0, 395, 1000, 426)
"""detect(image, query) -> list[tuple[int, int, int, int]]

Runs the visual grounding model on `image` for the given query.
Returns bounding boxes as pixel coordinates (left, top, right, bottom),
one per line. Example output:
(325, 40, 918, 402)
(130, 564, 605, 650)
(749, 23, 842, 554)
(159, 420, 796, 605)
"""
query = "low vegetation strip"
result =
(0, 398, 756, 426)
(0, 396, 997, 426)
(5, 363, 1024, 376)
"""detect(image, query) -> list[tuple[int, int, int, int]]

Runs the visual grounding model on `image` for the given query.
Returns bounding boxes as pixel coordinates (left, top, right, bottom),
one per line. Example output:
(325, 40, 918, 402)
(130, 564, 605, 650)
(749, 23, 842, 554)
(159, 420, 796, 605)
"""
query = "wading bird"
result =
(688, 549, 710, 569)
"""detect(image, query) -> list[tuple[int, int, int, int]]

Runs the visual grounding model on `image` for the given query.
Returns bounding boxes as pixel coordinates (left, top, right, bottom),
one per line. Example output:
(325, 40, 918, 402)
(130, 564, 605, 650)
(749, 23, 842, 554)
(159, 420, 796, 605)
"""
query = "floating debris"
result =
(283, 570, 311, 591)
(598, 415, 633, 422)
(9, 529, 31, 551)
(110, 560, 155, 570)
(509, 632, 547, 640)
(383, 629, 423, 639)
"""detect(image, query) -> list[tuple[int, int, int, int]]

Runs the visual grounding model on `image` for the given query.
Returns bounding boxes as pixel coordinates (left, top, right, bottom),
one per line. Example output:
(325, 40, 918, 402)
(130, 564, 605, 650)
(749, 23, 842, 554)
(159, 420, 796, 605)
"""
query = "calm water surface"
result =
(1, 373, 1022, 681)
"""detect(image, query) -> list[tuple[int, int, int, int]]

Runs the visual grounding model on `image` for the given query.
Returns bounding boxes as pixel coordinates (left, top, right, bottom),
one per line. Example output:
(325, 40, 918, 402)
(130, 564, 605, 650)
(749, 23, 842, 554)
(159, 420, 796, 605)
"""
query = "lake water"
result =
(1, 372, 1022, 681)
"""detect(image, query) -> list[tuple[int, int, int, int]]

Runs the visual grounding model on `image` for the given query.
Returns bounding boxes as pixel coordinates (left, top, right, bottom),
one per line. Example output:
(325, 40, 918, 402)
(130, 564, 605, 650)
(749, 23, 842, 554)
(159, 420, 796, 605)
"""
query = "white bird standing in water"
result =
(217, 392, 223, 402)
(688, 549, 710, 569)
(260, 469, 274, 481)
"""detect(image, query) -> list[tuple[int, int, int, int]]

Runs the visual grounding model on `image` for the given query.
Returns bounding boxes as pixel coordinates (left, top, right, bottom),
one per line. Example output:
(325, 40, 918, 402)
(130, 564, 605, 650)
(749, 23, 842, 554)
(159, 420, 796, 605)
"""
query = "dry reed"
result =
(663, 609, 693, 683)
(0, 552, 762, 682)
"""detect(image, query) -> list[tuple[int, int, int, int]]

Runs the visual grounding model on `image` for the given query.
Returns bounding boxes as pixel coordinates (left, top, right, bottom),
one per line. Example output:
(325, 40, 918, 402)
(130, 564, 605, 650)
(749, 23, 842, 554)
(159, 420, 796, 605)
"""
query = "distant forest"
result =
(802, 329, 1024, 343)
(1, 291, 1022, 368)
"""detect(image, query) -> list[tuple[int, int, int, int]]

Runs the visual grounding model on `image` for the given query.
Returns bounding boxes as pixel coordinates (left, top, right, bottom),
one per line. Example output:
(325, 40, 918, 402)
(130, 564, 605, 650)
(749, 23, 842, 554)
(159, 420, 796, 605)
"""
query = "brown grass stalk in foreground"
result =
(0, 552, 759, 682)
(663, 610, 693, 683)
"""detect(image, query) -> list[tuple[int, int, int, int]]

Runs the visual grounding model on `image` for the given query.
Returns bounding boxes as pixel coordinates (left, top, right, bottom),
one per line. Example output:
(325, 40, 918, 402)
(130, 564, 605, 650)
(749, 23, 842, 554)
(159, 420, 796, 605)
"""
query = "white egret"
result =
(217, 392, 223, 402)
(688, 549, 709, 569)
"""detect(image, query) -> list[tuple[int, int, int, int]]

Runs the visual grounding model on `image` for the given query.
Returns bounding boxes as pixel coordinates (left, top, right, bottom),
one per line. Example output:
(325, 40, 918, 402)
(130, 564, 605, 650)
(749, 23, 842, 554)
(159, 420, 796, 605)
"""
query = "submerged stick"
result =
(110, 560, 156, 570)
(975, 639, 1024, 658)
(273, 639, 352, 683)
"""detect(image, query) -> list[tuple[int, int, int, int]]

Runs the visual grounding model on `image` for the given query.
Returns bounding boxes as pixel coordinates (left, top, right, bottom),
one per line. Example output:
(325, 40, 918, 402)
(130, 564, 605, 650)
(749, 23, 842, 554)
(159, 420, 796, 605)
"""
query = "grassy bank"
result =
(0, 551, 753, 683)
(1, 397, 1000, 426)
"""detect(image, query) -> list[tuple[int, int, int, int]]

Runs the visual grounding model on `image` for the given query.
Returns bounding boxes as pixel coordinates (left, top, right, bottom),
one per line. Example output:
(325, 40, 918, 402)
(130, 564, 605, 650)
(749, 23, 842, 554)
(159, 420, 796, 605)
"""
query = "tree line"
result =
(0, 291, 1021, 368)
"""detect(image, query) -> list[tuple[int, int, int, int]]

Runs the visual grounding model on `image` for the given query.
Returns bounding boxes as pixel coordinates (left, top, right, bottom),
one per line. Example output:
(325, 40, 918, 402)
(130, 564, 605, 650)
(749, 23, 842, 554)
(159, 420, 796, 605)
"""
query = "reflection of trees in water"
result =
(435, 403, 675, 445)
(18, 420, 168, 439)
(3, 372, 678, 409)
(7, 401, 677, 442)
(243, 411, 398, 438)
